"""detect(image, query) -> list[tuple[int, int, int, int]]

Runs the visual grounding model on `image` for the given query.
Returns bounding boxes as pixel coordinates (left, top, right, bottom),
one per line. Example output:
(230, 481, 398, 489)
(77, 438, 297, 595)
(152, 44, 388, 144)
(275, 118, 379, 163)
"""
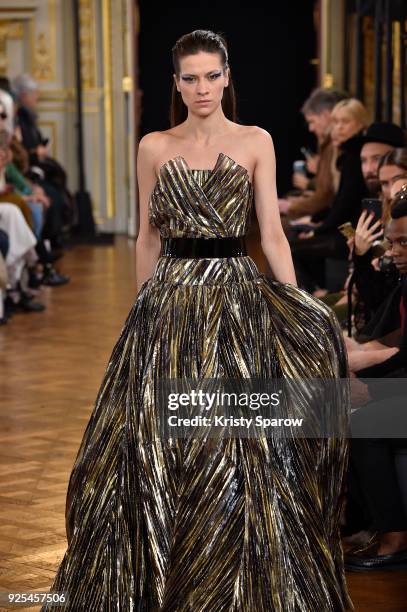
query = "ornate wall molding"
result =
(78, 0, 97, 89)
(0, 20, 24, 75)
(31, 0, 56, 81)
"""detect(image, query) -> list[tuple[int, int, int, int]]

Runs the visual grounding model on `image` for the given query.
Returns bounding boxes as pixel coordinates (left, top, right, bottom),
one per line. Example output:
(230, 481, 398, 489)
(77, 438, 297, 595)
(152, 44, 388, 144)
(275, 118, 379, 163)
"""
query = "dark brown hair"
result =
(170, 30, 236, 127)
(378, 147, 407, 174)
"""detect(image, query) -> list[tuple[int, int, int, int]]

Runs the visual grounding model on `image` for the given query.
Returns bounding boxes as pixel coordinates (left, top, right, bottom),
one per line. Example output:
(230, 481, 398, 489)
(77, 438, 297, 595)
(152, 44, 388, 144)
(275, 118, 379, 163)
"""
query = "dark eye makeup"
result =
(181, 72, 222, 82)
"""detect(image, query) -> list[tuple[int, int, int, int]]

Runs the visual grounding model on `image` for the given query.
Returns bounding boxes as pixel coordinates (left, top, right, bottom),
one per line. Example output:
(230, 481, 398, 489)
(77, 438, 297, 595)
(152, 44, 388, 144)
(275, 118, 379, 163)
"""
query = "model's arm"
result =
(135, 134, 162, 295)
(253, 129, 297, 285)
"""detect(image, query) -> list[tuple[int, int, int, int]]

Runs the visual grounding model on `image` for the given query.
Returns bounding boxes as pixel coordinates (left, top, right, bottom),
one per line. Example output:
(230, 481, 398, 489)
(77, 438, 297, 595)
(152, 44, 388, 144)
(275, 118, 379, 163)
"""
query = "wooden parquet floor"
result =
(0, 235, 406, 611)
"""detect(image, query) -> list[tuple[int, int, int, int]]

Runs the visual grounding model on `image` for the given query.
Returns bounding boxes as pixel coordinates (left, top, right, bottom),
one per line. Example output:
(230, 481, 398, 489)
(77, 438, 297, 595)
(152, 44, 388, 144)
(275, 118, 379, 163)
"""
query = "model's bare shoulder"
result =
(235, 125, 273, 148)
(234, 126, 274, 171)
(248, 126, 274, 146)
(138, 129, 181, 167)
(138, 131, 165, 155)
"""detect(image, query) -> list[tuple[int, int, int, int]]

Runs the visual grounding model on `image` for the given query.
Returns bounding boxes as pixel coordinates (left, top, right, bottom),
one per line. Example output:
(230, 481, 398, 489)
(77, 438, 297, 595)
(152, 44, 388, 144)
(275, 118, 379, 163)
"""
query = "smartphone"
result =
(293, 160, 307, 176)
(361, 198, 382, 223)
(338, 222, 355, 239)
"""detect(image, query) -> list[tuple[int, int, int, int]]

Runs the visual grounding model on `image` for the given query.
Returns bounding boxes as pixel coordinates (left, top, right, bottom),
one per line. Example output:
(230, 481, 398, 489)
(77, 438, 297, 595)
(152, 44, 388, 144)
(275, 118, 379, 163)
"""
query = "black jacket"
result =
(314, 134, 368, 235)
(352, 248, 400, 334)
(356, 276, 407, 378)
(17, 105, 47, 153)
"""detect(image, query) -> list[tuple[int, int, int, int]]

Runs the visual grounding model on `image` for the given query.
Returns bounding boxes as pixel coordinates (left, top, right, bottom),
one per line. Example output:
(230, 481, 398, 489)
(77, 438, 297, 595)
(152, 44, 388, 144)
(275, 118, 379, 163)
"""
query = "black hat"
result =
(361, 122, 406, 148)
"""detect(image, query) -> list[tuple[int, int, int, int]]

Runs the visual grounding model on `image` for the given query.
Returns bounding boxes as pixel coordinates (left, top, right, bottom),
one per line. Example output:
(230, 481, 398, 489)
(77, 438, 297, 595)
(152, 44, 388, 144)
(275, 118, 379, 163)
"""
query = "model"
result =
(41, 29, 353, 611)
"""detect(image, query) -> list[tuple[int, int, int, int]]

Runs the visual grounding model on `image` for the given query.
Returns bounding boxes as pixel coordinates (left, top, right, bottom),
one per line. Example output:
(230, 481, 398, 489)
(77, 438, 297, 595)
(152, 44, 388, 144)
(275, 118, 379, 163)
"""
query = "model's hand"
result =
(354, 210, 383, 256)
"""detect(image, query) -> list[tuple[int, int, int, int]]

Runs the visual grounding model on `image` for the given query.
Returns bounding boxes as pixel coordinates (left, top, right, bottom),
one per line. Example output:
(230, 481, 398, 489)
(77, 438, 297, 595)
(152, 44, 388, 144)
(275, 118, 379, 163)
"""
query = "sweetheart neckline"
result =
(156, 152, 252, 186)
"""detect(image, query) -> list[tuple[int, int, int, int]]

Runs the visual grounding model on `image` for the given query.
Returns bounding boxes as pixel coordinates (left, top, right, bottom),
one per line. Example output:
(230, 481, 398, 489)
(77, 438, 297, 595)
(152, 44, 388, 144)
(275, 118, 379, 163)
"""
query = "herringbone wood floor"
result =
(0, 234, 406, 611)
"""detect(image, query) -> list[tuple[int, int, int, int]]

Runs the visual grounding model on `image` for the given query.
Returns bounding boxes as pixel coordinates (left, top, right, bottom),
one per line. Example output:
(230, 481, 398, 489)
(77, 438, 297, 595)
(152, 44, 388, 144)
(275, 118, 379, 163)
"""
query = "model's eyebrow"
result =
(180, 70, 222, 76)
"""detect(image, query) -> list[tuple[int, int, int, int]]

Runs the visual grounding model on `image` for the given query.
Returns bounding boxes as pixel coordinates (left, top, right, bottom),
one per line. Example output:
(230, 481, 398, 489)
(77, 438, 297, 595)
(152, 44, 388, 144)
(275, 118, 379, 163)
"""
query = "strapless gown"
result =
(41, 153, 353, 611)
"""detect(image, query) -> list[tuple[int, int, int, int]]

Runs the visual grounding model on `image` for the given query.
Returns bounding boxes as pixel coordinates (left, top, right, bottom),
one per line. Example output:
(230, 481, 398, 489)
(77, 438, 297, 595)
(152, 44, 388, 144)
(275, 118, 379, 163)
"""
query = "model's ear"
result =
(173, 73, 180, 92)
(224, 67, 230, 88)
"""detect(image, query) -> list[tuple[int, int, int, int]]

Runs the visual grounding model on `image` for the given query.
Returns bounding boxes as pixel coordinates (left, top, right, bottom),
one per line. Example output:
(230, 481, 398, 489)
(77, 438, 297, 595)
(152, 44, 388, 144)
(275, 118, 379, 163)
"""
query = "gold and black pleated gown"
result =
(41, 153, 353, 611)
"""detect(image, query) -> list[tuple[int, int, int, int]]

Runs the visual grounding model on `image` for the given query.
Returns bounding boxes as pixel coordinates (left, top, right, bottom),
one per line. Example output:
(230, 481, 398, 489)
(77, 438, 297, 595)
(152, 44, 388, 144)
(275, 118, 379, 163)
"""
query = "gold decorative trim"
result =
(32, 0, 56, 82)
(36, 105, 75, 113)
(102, 0, 115, 218)
(79, 0, 97, 89)
(39, 89, 75, 101)
(0, 18, 24, 75)
(0, 8, 35, 14)
(33, 31, 53, 80)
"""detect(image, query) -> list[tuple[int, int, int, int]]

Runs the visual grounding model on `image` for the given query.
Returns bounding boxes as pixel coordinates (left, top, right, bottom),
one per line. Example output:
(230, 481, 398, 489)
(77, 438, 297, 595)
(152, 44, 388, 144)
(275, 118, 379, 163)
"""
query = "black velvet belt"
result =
(161, 236, 247, 258)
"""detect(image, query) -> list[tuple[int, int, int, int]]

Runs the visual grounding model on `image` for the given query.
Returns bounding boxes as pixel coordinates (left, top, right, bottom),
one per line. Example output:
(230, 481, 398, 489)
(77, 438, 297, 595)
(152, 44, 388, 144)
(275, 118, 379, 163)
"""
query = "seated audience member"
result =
(0, 203, 45, 315)
(11, 73, 74, 249)
(348, 147, 407, 334)
(315, 124, 406, 321)
(343, 192, 407, 571)
(0, 129, 68, 287)
(279, 88, 348, 221)
(345, 186, 407, 375)
(377, 148, 407, 225)
(290, 98, 369, 293)
(0, 78, 14, 135)
(0, 132, 34, 229)
(0, 118, 45, 239)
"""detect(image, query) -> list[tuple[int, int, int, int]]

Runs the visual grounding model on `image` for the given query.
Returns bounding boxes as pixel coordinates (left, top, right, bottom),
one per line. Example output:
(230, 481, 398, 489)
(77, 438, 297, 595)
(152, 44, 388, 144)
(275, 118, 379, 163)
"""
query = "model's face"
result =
(304, 110, 331, 141)
(331, 109, 362, 146)
(379, 165, 406, 201)
(174, 51, 229, 117)
(385, 217, 407, 274)
(390, 179, 407, 200)
(361, 142, 394, 194)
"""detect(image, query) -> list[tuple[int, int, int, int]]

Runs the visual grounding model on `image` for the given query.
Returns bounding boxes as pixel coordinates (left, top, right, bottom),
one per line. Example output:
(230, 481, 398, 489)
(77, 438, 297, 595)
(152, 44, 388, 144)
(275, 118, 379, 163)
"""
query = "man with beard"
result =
(348, 125, 406, 336)
(360, 123, 405, 196)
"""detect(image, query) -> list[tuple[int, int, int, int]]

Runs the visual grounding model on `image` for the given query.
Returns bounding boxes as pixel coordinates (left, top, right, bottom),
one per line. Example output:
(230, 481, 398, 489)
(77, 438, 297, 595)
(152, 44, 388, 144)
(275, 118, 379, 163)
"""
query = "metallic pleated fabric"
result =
(41, 152, 353, 611)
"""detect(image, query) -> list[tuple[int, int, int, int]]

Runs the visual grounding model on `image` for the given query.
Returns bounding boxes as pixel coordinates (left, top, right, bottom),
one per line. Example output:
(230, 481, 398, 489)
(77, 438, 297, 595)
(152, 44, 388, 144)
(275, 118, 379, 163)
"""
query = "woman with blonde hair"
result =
(331, 99, 369, 147)
(291, 97, 369, 293)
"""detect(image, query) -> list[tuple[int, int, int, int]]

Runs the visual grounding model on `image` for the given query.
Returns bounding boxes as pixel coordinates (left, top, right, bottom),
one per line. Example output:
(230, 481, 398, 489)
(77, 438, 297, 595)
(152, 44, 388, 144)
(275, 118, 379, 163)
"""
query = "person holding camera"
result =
(346, 143, 407, 338)
(344, 191, 407, 572)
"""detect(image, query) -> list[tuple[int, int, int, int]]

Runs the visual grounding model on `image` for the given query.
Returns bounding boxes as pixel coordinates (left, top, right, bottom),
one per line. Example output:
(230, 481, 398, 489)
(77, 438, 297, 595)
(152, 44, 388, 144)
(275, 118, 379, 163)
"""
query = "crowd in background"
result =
(0, 74, 72, 325)
(279, 87, 407, 570)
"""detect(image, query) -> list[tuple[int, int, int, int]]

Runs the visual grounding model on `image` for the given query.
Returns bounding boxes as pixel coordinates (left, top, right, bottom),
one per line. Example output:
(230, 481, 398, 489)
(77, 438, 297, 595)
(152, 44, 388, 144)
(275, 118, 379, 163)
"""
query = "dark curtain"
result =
(138, 0, 317, 194)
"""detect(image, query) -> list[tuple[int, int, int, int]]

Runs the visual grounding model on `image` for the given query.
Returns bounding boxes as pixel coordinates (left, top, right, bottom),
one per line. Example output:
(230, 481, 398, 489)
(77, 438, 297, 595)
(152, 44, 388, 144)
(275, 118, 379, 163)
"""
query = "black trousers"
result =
(289, 231, 349, 292)
(347, 396, 407, 534)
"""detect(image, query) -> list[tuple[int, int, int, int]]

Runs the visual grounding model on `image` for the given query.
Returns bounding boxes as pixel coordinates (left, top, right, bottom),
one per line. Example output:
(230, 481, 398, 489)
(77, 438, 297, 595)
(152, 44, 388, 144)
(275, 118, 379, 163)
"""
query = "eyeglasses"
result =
(0, 112, 7, 120)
